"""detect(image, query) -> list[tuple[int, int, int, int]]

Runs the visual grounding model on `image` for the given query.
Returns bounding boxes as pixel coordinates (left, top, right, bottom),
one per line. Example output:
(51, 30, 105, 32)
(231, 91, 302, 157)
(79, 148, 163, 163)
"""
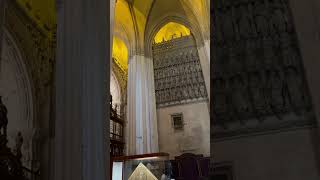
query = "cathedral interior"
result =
(1, 0, 320, 180)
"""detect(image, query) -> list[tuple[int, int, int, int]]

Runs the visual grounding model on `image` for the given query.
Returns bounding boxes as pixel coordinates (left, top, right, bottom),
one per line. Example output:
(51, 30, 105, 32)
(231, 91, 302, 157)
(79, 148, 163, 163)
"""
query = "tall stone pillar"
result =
(197, 39, 210, 100)
(289, 0, 320, 165)
(55, 0, 110, 180)
(127, 55, 159, 155)
(0, 0, 6, 74)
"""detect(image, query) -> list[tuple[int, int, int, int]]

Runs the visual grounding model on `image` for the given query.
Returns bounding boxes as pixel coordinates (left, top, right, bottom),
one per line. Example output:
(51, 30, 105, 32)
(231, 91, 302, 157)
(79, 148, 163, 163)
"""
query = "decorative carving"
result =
(5, 1, 56, 106)
(211, 0, 314, 138)
(112, 58, 127, 105)
(153, 36, 208, 107)
(14, 132, 23, 161)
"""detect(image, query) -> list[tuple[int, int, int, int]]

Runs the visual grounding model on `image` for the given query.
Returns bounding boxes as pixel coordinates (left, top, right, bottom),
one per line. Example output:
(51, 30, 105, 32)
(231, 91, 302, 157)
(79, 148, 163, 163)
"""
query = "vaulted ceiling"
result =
(14, 0, 209, 72)
(113, 0, 209, 71)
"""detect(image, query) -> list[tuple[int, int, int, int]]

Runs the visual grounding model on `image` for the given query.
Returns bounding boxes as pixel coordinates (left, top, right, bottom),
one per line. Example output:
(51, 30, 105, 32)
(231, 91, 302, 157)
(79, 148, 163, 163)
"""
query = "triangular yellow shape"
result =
(128, 162, 158, 180)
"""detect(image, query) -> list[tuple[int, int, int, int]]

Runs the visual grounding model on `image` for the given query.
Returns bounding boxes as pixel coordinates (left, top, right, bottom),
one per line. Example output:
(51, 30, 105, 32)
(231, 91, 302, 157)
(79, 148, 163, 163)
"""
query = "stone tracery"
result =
(153, 34, 208, 107)
(211, 0, 314, 138)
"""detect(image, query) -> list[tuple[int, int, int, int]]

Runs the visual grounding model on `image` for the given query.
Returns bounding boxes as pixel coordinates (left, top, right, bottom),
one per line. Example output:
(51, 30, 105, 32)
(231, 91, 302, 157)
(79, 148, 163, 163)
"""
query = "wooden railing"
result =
(110, 95, 125, 157)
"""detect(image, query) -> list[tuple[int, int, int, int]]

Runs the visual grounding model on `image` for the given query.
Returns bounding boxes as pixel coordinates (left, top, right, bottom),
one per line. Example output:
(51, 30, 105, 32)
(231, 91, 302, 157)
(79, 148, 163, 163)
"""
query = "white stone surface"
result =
(127, 55, 159, 155)
(157, 101, 210, 159)
(110, 72, 121, 105)
(197, 42, 210, 100)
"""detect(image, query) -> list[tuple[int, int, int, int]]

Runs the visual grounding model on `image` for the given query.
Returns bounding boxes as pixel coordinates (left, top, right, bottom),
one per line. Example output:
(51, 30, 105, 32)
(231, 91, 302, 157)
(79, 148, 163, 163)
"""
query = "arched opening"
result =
(110, 36, 128, 157)
(0, 31, 34, 168)
(153, 22, 191, 43)
(152, 21, 209, 158)
(110, 72, 121, 108)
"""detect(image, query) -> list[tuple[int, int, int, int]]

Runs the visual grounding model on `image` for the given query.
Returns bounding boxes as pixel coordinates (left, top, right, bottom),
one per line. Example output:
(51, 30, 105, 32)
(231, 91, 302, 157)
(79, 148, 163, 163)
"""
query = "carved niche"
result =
(211, 0, 314, 139)
(5, 1, 55, 106)
(152, 36, 208, 107)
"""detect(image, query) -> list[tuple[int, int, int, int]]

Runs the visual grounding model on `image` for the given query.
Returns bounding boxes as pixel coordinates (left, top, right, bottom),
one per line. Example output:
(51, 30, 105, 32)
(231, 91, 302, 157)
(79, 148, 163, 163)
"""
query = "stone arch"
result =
(145, 14, 210, 100)
(144, 13, 204, 57)
(1, 29, 35, 166)
(114, 24, 135, 59)
(110, 71, 121, 105)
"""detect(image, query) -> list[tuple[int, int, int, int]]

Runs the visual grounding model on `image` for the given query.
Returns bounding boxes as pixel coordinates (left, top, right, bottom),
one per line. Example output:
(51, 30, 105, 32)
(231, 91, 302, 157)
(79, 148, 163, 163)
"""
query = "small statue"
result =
(0, 96, 8, 137)
(15, 131, 23, 161)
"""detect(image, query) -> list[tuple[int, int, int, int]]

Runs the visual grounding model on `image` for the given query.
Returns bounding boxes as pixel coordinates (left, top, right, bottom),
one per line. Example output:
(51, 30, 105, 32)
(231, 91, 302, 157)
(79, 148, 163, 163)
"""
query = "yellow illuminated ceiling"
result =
(132, 0, 154, 44)
(180, 0, 210, 39)
(112, 37, 128, 71)
(16, 0, 56, 35)
(114, 0, 134, 34)
(154, 22, 191, 43)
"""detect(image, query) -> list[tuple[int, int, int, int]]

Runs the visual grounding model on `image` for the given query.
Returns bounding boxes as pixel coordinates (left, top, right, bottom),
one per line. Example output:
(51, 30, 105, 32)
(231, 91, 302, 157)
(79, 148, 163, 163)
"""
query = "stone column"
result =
(55, 0, 109, 180)
(197, 40, 210, 100)
(127, 55, 159, 155)
(289, 0, 320, 170)
(0, 0, 6, 74)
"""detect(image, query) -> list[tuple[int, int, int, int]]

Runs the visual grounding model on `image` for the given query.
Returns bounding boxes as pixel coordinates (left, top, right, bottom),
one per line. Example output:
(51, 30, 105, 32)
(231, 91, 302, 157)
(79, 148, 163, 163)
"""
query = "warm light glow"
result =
(115, 0, 134, 31)
(154, 22, 191, 44)
(112, 37, 128, 71)
(134, 157, 160, 161)
(16, 0, 56, 33)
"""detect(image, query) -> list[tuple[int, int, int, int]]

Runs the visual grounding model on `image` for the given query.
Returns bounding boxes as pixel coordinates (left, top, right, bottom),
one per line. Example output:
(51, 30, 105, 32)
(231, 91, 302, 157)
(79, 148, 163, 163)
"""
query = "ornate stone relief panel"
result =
(152, 36, 208, 108)
(112, 58, 127, 103)
(5, 1, 55, 106)
(211, 0, 315, 139)
(1, 1, 55, 173)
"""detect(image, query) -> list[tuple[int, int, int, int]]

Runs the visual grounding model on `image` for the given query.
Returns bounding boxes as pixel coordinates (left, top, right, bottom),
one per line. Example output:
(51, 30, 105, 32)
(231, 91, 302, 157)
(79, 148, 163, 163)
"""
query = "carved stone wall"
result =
(1, 31, 34, 171)
(5, 1, 55, 107)
(2, 1, 55, 179)
(153, 36, 208, 107)
(112, 58, 127, 104)
(211, 0, 315, 139)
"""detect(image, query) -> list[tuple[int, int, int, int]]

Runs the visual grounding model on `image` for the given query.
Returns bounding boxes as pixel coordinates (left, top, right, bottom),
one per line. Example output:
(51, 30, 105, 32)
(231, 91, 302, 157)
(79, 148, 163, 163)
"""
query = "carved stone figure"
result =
(213, 78, 230, 126)
(0, 96, 8, 136)
(263, 37, 277, 69)
(245, 40, 258, 71)
(230, 75, 250, 118)
(267, 70, 286, 117)
(188, 85, 195, 99)
(15, 132, 23, 160)
(156, 91, 160, 102)
(254, 1, 270, 37)
(281, 34, 300, 68)
(271, 7, 287, 33)
(214, 10, 225, 43)
(285, 67, 308, 114)
(237, 5, 255, 38)
(249, 72, 269, 119)
(164, 89, 170, 103)
(200, 84, 206, 97)
(182, 85, 189, 99)
(195, 61, 202, 72)
(194, 85, 200, 98)
(222, 10, 235, 40)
